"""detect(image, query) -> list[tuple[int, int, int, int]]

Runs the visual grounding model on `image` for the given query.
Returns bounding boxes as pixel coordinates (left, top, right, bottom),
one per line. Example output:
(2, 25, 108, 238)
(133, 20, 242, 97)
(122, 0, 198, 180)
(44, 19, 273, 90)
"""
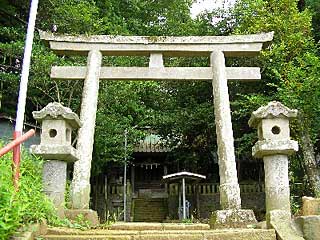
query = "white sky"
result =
(190, 0, 237, 18)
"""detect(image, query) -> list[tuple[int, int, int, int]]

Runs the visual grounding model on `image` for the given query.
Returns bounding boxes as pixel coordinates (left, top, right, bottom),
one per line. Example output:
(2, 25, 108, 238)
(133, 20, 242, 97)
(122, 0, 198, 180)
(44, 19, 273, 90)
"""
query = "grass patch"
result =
(0, 145, 58, 239)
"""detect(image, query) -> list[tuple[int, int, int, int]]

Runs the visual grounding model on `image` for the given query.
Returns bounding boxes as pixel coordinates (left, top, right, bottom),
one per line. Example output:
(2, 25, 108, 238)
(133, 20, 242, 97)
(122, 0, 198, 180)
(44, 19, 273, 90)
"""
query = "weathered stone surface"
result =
(32, 102, 81, 129)
(250, 102, 298, 231)
(149, 53, 164, 68)
(40, 120, 73, 146)
(39, 30, 274, 57)
(255, 221, 267, 229)
(211, 51, 241, 210)
(31, 103, 81, 218)
(40, 31, 274, 45)
(248, 101, 298, 128)
(294, 215, 320, 240)
(252, 139, 298, 158)
(51, 66, 262, 82)
(42, 160, 67, 218)
(263, 155, 291, 214)
(259, 118, 290, 141)
(210, 209, 257, 229)
(30, 145, 78, 162)
(71, 50, 102, 209)
(302, 196, 320, 216)
(42, 227, 276, 240)
(108, 222, 210, 231)
(268, 210, 304, 240)
(204, 229, 276, 240)
(250, 101, 298, 159)
(163, 223, 210, 231)
(32, 103, 80, 147)
(64, 209, 99, 227)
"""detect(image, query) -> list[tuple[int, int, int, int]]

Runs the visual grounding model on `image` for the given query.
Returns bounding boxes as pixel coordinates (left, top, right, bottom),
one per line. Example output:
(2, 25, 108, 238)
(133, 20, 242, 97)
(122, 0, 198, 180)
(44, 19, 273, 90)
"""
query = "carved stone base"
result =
(210, 209, 257, 229)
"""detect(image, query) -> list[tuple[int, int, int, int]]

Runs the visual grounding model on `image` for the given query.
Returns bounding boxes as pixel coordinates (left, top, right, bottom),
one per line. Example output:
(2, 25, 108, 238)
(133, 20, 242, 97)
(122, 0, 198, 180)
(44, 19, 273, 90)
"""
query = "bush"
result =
(0, 146, 58, 239)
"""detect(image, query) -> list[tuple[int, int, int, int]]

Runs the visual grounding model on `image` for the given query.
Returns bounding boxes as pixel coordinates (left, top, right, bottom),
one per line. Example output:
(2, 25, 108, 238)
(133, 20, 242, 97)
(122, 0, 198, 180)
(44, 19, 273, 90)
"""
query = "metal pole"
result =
(182, 177, 186, 219)
(15, 0, 39, 133)
(178, 184, 181, 219)
(123, 129, 128, 222)
(13, 0, 39, 189)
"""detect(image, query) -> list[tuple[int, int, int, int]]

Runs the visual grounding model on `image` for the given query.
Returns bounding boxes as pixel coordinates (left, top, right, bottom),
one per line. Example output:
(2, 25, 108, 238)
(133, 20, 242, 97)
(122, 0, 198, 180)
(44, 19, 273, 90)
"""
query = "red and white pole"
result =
(14, 0, 39, 189)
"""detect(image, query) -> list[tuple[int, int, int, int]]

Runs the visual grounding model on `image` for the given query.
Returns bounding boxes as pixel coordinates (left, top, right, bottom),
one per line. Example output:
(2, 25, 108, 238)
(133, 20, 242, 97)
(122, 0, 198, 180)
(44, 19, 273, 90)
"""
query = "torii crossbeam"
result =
(40, 31, 273, 224)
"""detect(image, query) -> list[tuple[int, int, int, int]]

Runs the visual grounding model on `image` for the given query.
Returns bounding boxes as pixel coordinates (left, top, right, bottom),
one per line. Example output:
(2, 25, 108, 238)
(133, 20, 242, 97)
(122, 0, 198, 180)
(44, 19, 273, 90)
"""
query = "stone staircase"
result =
(133, 198, 168, 222)
(39, 223, 277, 240)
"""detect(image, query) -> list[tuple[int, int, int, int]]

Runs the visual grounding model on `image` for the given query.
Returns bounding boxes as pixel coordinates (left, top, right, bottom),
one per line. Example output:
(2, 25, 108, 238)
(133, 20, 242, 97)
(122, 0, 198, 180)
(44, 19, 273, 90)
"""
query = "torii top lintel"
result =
(39, 31, 274, 57)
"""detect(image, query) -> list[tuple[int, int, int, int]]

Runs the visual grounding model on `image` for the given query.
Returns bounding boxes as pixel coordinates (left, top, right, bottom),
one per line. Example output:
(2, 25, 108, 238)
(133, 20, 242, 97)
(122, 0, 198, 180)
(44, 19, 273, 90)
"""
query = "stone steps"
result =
(41, 226, 277, 240)
(133, 198, 168, 222)
(112, 223, 210, 230)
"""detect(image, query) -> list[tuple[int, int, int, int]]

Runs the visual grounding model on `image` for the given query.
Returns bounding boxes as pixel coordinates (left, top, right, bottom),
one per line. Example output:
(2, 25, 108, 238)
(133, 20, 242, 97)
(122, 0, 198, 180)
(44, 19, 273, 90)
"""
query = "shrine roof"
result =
(134, 134, 170, 153)
(163, 171, 206, 182)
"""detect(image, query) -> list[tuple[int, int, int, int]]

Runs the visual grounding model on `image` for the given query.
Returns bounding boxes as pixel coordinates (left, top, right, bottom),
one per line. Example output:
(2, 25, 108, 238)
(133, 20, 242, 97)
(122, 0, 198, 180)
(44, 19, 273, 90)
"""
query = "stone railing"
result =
(106, 182, 265, 197)
(168, 182, 265, 196)
(240, 183, 265, 193)
(107, 183, 132, 196)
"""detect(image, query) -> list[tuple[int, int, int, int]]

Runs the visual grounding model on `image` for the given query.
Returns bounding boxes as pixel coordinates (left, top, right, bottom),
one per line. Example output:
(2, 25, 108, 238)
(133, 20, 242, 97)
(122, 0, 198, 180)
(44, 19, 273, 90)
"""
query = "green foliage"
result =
(38, 0, 104, 34)
(0, 0, 204, 174)
(230, 0, 320, 140)
(94, 80, 158, 174)
(0, 147, 57, 239)
(1, 0, 320, 191)
(230, 0, 320, 194)
(54, 214, 91, 230)
(96, 0, 196, 36)
(103, 210, 123, 227)
(301, 0, 320, 42)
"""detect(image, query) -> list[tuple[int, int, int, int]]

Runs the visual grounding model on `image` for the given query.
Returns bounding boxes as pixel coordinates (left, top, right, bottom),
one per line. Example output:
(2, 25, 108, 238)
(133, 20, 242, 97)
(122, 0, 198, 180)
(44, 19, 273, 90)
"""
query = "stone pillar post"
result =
(210, 51, 257, 229)
(264, 155, 291, 212)
(249, 101, 299, 228)
(42, 160, 67, 211)
(30, 102, 81, 218)
(210, 51, 241, 209)
(71, 50, 102, 209)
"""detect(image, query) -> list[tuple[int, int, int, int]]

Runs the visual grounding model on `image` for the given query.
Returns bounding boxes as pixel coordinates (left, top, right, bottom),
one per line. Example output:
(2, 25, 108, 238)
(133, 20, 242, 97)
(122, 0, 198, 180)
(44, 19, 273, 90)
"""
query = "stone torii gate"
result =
(40, 31, 273, 224)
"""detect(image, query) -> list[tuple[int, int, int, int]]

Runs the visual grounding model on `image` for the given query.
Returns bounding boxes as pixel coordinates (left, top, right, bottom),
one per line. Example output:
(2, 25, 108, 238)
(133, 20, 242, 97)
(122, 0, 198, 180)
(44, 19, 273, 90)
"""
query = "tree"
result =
(299, 0, 320, 42)
(230, 0, 320, 196)
(2, 0, 318, 194)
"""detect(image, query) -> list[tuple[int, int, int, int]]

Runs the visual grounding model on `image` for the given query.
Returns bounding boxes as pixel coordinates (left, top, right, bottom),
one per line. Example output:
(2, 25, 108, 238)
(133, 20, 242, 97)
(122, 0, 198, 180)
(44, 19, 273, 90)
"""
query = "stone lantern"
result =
(31, 102, 81, 217)
(249, 101, 298, 227)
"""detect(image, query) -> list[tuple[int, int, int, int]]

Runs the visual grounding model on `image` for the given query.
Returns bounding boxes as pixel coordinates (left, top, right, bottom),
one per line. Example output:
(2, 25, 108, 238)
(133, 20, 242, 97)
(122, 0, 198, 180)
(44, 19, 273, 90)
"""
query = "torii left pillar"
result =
(71, 50, 102, 209)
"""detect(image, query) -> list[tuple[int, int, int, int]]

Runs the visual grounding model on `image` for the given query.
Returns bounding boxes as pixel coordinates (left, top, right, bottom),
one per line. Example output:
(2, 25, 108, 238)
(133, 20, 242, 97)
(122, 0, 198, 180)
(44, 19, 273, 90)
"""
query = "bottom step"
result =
(41, 228, 276, 240)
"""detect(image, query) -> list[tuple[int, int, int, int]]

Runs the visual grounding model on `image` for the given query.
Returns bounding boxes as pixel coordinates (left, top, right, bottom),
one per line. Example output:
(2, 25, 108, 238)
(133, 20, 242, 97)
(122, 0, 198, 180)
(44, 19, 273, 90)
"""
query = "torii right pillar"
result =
(210, 50, 258, 228)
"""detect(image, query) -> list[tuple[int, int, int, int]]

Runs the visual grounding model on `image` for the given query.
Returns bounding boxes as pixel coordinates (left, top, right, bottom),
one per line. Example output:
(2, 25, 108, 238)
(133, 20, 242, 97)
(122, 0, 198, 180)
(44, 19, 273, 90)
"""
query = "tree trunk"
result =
(297, 114, 320, 197)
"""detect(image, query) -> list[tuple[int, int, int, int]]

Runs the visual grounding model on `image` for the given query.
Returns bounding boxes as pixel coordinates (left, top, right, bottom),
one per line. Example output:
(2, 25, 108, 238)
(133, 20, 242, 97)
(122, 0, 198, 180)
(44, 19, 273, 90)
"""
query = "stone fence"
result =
(106, 182, 265, 196)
